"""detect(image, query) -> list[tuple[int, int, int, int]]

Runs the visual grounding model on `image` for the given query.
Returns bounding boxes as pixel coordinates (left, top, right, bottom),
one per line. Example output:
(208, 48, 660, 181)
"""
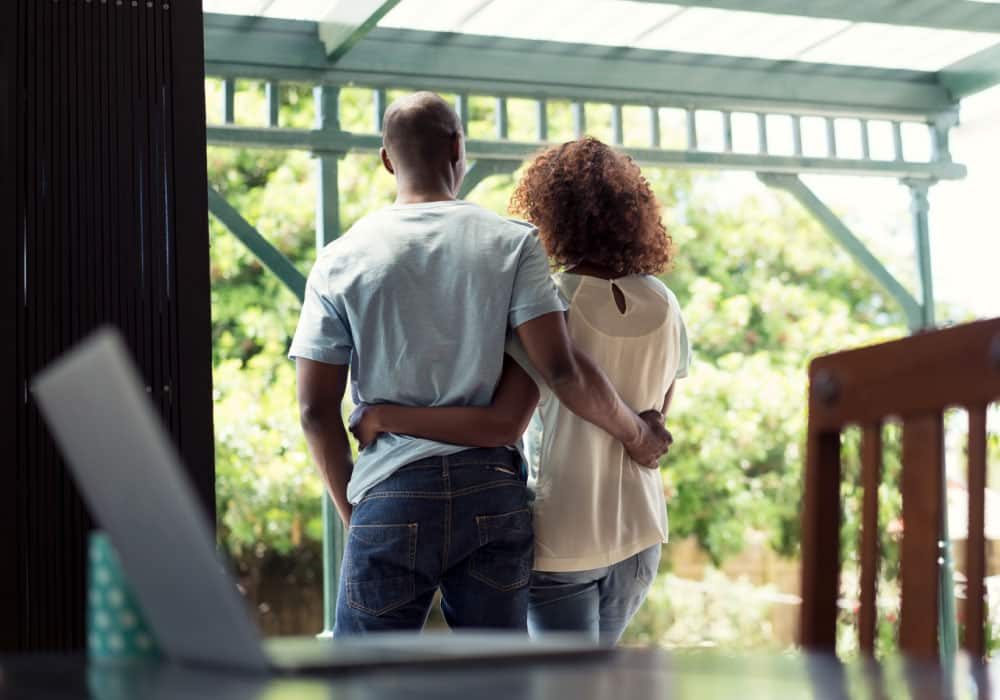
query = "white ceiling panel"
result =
(378, 0, 500, 33)
(796, 23, 1000, 71)
(632, 7, 849, 60)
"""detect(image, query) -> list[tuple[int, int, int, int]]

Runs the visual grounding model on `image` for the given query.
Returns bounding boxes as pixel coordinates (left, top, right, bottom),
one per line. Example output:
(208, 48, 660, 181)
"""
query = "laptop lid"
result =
(32, 328, 270, 672)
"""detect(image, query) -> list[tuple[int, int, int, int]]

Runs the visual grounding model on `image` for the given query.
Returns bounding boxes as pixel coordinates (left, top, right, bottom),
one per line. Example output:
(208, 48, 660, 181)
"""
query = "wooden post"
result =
(859, 423, 882, 654)
(799, 425, 842, 650)
(899, 414, 944, 657)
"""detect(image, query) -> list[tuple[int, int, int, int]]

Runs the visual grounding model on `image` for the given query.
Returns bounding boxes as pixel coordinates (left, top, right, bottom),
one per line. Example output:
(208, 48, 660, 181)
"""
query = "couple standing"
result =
(290, 92, 689, 645)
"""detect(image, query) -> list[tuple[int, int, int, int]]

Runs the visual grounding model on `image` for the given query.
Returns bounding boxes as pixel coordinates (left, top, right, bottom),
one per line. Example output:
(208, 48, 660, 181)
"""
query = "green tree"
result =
(660, 184, 906, 563)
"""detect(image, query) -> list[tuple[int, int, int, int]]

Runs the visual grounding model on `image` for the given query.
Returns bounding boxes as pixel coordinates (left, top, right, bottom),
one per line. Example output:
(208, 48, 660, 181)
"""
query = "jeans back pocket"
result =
(634, 544, 662, 587)
(345, 523, 417, 617)
(469, 509, 533, 592)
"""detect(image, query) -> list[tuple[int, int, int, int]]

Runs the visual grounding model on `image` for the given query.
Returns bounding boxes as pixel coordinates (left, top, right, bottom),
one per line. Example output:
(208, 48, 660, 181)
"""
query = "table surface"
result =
(1, 647, 996, 700)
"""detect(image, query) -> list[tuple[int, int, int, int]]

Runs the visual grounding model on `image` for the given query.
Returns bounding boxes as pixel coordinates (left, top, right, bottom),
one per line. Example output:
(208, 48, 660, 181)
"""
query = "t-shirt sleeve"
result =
(674, 303, 692, 379)
(508, 231, 568, 328)
(288, 267, 353, 365)
(504, 333, 546, 388)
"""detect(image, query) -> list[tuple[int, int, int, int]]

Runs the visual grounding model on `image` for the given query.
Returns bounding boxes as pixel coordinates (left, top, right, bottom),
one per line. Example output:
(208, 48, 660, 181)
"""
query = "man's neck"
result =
(394, 169, 458, 205)
(394, 190, 456, 205)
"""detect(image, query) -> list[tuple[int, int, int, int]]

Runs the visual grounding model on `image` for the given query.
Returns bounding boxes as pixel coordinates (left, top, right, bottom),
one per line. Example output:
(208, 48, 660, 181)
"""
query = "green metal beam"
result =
(757, 173, 923, 330)
(632, 1, 1000, 33)
(314, 85, 343, 251)
(206, 186, 306, 302)
(903, 179, 936, 329)
(310, 83, 347, 638)
(939, 42, 1000, 100)
(319, 0, 402, 63)
(206, 125, 966, 180)
(458, 160, 520, 199)
(203, 14, 955, 120)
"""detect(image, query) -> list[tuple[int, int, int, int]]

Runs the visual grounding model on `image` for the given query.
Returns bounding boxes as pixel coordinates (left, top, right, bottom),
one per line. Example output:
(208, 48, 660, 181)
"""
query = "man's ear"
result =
(379, 147, 395, 175)
(450, 132, 463, 165)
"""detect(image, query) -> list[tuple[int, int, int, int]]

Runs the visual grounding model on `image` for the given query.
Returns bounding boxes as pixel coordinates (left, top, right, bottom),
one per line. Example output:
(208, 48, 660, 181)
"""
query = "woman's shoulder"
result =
(551, 271, 584, 301)
(632, 275, 681, 306)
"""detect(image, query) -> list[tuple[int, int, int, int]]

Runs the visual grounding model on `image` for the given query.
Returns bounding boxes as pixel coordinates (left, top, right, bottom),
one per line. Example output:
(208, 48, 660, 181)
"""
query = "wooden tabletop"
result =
(1, 648, 997, 700)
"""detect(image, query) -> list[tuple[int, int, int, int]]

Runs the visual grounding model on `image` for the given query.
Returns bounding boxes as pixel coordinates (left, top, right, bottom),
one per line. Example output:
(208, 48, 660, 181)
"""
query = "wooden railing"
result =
(800, 318, 1000, 657)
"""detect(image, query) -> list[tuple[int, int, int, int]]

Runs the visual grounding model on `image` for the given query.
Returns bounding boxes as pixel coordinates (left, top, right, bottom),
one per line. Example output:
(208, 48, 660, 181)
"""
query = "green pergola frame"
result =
(202, 3, 1000, 651)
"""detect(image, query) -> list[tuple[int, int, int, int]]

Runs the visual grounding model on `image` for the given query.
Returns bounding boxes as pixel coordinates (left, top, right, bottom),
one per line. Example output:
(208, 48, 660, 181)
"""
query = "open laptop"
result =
(32, 327, 607, 673)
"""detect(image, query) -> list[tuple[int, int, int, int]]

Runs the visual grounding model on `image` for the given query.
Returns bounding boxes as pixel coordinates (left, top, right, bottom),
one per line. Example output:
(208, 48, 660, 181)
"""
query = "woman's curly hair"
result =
(509, 137, 672, 276)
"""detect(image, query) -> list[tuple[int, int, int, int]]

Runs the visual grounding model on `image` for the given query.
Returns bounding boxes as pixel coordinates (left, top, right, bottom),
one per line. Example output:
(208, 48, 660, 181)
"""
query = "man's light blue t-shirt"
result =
(289, 200, 567, 504)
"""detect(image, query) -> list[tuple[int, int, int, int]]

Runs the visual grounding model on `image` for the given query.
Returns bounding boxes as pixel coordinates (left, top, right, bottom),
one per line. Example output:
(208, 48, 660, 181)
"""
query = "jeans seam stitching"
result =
(468, 570, 530, 592)
(468, 509, 532, 592)
(442, 456, 451, 576)
(360, 491, 450, 500)
(362, 480, 522, 501)
(450, 481, 524, 498)
(529, 586, 595, 609)
(344, 524, 418, 617)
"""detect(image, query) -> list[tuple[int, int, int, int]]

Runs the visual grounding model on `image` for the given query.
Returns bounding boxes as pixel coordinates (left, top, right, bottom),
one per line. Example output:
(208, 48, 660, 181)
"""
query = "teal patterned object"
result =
(87, 532, 162, 664)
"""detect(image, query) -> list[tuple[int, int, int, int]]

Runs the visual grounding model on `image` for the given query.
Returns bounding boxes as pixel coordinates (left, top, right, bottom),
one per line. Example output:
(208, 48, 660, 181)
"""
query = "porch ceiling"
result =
(203, 0, 1000, 116)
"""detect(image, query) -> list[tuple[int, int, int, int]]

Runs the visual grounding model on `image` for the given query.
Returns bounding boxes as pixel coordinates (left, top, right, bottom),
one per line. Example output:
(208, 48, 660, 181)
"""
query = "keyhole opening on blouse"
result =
(611, 282, 628, 315)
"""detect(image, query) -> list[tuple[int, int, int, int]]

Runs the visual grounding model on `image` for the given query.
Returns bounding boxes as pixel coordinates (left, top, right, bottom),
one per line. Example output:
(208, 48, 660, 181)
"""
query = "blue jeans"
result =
(334, 447, 533, 636)
(527, 545, 662, 645)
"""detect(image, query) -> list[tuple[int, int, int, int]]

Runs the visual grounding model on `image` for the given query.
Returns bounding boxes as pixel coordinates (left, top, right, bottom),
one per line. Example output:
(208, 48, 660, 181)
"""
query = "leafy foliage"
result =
(660, 177, 905, 563)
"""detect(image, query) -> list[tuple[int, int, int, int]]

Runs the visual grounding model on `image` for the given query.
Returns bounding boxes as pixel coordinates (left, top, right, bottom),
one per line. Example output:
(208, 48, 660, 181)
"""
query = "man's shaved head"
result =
(382, 91, 463, 174)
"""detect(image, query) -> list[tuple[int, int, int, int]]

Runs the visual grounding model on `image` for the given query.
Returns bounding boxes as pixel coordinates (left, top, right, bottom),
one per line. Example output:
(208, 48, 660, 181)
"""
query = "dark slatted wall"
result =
(1, 0, 215, 651)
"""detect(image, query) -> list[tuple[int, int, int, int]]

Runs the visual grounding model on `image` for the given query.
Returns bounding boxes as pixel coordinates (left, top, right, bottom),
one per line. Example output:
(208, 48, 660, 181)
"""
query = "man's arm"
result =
(515, 311, 670, 467)
(662, 381, 676, 415)
(350, 355, 540, 449)
(296, 358, 354, 527)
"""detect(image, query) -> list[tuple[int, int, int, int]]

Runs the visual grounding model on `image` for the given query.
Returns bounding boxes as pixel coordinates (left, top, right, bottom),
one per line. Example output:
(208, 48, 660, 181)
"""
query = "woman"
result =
(350, 137, 690, 644)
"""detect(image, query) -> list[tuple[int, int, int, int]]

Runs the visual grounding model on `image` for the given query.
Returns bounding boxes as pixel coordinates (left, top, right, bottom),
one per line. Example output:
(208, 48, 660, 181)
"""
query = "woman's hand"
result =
(348, 404, 384, 450)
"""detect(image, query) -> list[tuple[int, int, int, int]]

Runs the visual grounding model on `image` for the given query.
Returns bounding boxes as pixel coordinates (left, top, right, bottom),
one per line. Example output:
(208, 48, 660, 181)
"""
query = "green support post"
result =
(374, 88, 387, 133)
(572, 102, 585, 139)
(649, 106, 660, 148)
(496, 97, 508, 141)
(222, 77, 235, 125)
(314, 84, 346, 637)
(536, 99, 548, 142)
(456, 93, 469, 136)
(266, 81, 280, 128)
(316, 155, 341, 254)
(611, 104, 623, 146)
(905, 180, 936, 328)
(903, 178, 956, 660)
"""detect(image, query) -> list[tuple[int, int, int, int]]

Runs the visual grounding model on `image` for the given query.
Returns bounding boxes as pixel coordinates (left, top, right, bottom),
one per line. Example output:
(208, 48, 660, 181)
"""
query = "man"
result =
(290, 92, 670, 636)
